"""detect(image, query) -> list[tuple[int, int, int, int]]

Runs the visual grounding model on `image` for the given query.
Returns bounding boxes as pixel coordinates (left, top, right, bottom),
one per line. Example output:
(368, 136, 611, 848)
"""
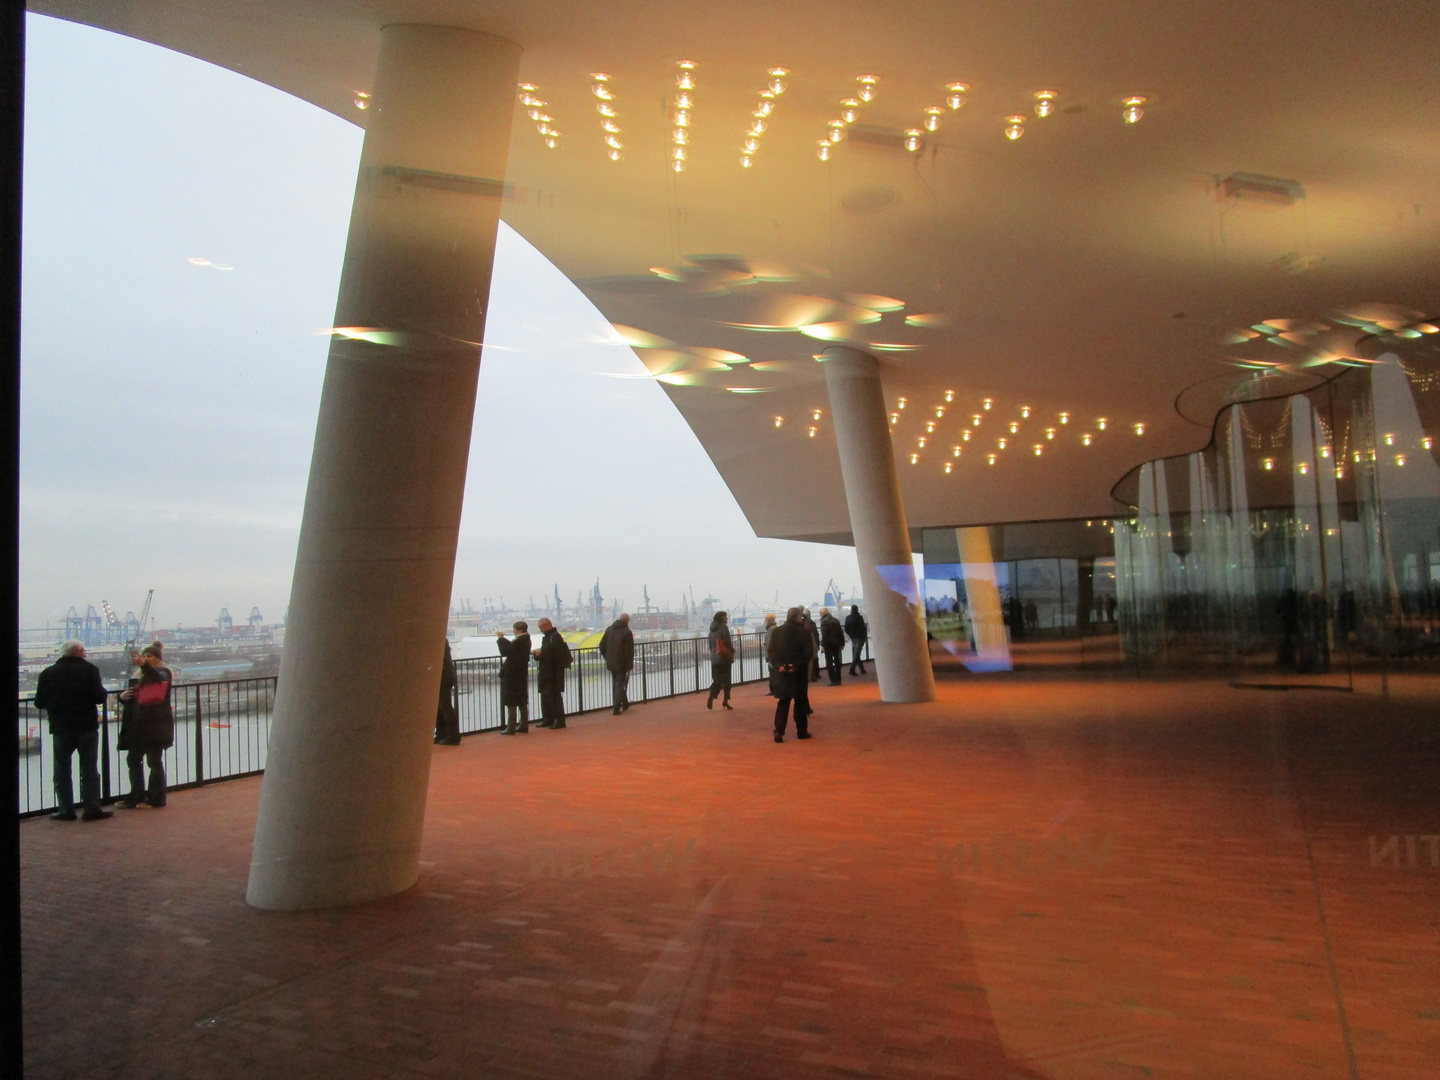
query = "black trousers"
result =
(540, 682, 566, 726)
(435, 700, 460, 744)
(774, 670, 811, 738)
(126, 746, 166, 806)
(823, 646, 843, 684)
(849, 638, 867, 674)
(707, 660, 732, 704)
(611, 671, 630, 712)
(504, 703, 529, 732)
(53, 729, 101, 812)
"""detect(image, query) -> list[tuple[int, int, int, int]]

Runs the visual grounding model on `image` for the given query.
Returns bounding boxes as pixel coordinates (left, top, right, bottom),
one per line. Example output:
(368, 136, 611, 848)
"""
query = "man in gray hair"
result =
(33, 640, 111, 821)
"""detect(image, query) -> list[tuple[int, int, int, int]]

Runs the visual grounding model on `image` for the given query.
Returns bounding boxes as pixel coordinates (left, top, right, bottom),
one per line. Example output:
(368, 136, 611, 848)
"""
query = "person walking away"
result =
(117, 643, 174, 808)
(706, 611, 735, 710)
(772, 608, 813, 743)
(33, 640, 111, 821)
(762, 613, 780, 696)
(819, 607, 846, 686)
(496, 622, 532, 734)
(599, 613, 635, 715)
(533, 617, 571, 729)
(434, 639, 460, 744)
(801, 608, 821, 682)
(844, 605, 868, 675)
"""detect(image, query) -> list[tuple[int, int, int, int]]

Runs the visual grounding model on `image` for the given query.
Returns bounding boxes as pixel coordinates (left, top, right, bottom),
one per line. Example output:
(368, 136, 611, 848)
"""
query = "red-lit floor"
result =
(21, 665, 1440, 1079)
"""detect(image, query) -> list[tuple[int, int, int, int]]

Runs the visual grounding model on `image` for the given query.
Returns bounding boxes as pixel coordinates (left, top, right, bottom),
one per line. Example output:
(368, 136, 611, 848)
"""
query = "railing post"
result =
(194, 685, 205, 786)
(577, 649, 585, 714)
(668, 640, 675, 697)
(100, 694, 112, 802)
(641, 641, 648, 702)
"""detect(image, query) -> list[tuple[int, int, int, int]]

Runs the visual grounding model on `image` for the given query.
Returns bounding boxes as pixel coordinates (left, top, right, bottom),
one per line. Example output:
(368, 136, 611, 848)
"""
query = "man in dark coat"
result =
(496, 622, 532, 734)
(771, 608, 813, 743)
(598, 613, 634, 715)
(819, 607, 846, 686)
(33, 640, 111, 821)
(434, 640, 460, 744)
(801, 609, 821, 682)
(844, 605, 868, 675)
(533, 618, 570, 729)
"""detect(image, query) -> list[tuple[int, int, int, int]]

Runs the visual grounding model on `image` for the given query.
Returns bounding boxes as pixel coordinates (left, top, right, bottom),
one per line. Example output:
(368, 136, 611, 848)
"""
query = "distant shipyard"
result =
(17, 579, 862, 691)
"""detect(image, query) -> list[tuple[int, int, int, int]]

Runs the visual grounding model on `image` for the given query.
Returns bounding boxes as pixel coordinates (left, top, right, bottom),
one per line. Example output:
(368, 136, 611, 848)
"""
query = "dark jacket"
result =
(819, 613, 845, 650)
(128, 664, 175, 750)
(33, 654, 108, 734)
(770, 620, 810, 670)
(801, 614, 819, 661)
(598, 620, 634, 674)
(844, 610, 867, 641)
(708, 618, 734, 665)
(496, 634, 531, 706)
(535, 627, 570, 689)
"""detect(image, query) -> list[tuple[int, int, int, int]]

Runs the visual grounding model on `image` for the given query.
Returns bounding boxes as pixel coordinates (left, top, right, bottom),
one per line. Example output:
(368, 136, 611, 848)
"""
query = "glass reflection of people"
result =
(117, 643, 174, 809)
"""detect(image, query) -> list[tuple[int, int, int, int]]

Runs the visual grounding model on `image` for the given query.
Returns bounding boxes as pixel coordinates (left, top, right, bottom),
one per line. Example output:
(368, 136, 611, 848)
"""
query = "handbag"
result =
(134, 680, 169, 706)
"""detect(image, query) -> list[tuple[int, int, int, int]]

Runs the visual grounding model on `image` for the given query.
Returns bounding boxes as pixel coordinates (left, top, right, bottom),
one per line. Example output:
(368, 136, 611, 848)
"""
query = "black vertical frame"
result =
(1, 1, 23, 1075)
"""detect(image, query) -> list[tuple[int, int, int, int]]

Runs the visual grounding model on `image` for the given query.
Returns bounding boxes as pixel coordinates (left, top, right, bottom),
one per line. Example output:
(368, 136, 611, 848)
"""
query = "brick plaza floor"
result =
(20, 663, 1440, 1079)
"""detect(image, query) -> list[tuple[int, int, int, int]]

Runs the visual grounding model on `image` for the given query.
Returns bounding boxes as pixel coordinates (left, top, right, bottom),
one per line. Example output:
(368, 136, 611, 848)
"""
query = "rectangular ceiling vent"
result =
(847, 125, 919, 153)
(1222, 172, 1305, 206)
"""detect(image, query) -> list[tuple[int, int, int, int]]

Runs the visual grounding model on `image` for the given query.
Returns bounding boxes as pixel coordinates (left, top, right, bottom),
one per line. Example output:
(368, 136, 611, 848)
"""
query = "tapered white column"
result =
(248, 25, 521, 910)
(822, 346, 936, 702)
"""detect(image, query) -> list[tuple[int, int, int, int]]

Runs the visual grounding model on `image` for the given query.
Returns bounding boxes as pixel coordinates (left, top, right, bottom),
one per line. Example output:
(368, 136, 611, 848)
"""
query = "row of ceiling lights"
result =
(495, 73, 1149, 163)
(740, 68, 789, 169)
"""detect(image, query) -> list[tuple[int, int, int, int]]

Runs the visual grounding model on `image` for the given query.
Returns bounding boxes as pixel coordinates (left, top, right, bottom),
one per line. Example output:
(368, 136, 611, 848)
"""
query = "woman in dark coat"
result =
(118, 643, 174, 808)
(495, 621, 532, 734)
(706, 611, 735, 710)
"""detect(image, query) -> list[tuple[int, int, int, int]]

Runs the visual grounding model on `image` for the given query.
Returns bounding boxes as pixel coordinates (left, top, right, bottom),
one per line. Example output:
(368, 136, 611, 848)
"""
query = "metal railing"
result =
(17, 629, 865, 816)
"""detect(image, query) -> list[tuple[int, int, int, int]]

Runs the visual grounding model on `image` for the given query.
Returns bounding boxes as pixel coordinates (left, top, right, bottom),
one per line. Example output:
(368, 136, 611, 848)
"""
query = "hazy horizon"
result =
(19, 15, 879, 634)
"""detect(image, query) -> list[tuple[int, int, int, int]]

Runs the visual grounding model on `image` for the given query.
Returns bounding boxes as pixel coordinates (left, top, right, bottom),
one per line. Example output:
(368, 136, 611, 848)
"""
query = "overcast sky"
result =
(19, 14, 870, 632)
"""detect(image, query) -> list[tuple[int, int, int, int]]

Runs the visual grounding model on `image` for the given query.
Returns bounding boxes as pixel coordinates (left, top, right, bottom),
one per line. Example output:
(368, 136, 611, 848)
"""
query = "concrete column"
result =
(247, 26, 521, 910)
(822, 346, 936, 702)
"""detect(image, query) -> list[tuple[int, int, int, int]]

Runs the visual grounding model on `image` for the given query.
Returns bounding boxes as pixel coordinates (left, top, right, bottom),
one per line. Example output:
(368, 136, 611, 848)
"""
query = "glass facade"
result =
(922, 343, 1440, 691)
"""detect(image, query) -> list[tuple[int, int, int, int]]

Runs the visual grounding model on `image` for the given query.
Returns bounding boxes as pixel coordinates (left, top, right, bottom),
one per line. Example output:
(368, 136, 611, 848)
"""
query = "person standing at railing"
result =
(819, 607, 846, 686)
(706, 611, 735, 711)
(496, 622, 532, 734)
(771, 608, 813, 743)
(599, 612, 634, 716)
(33, 640, 112, 822)
(434, 639, 460, 745)
(533, 618, 571, 729)
(762, 613, 780, 696)
(117, 643, 174, 809)
(801, 608, 821, 683)
(845, 605, 868, 676)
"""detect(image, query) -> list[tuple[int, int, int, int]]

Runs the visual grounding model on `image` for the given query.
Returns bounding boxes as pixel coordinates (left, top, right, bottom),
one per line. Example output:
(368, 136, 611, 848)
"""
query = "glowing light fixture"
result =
(741, 154, 754, 168)
(1133, 422, 1145, 436)
(1033, 90, 1057, 118)
(1297, 461, 1309, 474)
(1096, 417, 1108, 430)
(816, 143, 831, 161)
(1058, 411, 1070, 424)
(353, 91, 371, 110)
(812, 408, 823, 420)
(840, 99, 861, 124)
(998, 438, 1008, 450)
(935, 407, 945, 418)
(1009, 421, 1020, 434)
(962, 430, 972, 441)
(808, 426, 817, 438)
(1383, 432, 1395, 445)
(828, 120, 847, 143)
(1423, 436, 1434, 450)
(918, 437, 927, 448)
(944, 390, 955, 402)
(923, 106, 943, 132)
(1005, 115, 1026, 140)
(1081, 433, 1093, 446)
(670, 62, 694, 172)
(1320, 445, 1332, 458)
(890, 413, 899, 424)
(898, 398, 908, 409)
(952, 445, 961, 457)
(774, 415, 785, 427)
(1020, 405, 1031, 418)
(857, 74, 880, 102)
(756, 100, 774, 117)
(987, 453, 997, 465)
(1033, 444, 1044, 456)
(946, 83, 969, 110)
(768, 67, 789, 95)
(1045, 427, 1056, 440)
(1262, 458, 1274, 470)
(904, 128, 923, 153)
(972, 414, 982, 426)
(982, 398, 993, 410)
(944, 461, 953, 474)
(1395, 454, 1407, 466)
(910, 453, 919, 464)
(744, 137, 760, 152)
(1122, 96, 1147, 124)
(926, 421, 936, 433)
